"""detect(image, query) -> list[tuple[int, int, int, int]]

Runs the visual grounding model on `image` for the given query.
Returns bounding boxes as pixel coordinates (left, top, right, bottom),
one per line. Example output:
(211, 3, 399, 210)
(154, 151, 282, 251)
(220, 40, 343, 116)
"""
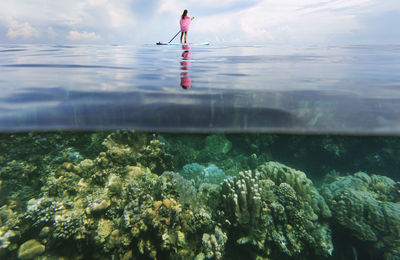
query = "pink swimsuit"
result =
(180, 16, 191, 32)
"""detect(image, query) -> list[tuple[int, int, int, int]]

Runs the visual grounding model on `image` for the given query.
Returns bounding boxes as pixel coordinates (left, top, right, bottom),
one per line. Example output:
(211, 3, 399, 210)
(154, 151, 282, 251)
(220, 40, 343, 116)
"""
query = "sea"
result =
(0, 43, 399, 259)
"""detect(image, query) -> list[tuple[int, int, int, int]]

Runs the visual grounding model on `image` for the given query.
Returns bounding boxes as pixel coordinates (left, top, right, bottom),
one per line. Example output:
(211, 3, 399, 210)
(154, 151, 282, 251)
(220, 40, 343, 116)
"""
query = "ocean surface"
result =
(1, 43, 400, 133)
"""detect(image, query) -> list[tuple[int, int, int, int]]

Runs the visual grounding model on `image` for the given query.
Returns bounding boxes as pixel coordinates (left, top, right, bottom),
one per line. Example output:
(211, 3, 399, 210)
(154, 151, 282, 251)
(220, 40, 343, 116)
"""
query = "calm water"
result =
(1, 44, 400, 133)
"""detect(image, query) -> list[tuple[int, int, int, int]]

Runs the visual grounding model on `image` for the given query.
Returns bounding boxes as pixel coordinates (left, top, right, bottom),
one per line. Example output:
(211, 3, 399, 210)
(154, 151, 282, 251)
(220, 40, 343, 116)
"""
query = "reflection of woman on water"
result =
(180, 10, 195, 44)
(180, 44, 191, 89)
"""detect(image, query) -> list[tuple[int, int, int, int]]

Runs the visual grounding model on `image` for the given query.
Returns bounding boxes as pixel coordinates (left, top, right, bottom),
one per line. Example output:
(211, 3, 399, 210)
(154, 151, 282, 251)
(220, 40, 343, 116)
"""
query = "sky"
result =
(0, 0, 399, 45)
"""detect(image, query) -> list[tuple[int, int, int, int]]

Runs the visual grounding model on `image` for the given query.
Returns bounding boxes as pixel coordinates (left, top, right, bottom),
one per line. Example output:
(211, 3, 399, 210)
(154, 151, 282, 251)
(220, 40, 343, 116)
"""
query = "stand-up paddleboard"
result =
(156, 42, 210, 46)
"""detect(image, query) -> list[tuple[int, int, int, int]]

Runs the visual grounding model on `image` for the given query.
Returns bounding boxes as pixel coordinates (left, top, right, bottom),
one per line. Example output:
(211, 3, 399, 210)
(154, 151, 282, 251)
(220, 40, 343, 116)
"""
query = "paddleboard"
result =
(156, 42, 210, 46)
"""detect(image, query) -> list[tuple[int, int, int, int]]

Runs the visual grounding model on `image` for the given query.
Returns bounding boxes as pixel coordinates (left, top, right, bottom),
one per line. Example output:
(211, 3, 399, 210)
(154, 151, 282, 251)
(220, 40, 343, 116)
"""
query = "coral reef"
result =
(204, 134, 232, 157)
(161, 133, 245, 177)
(99, 131, 173, 174)
(1, 131, 400, 259)
(0, 131, 227, 259)
(321, 172, 400, 259)
(121, 168, 227, 259)
(181, 163, 229, 186)
(221, 162, 333, 259)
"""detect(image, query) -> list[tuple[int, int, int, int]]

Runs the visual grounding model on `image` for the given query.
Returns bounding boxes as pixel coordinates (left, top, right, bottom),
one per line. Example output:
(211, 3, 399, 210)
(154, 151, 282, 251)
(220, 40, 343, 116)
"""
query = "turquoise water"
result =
(0, 44, 400, 259)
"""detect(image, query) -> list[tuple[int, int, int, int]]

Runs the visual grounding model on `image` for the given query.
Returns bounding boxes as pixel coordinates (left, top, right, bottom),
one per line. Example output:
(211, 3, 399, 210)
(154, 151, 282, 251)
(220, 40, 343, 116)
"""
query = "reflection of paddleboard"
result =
(156, 42, 210, 46)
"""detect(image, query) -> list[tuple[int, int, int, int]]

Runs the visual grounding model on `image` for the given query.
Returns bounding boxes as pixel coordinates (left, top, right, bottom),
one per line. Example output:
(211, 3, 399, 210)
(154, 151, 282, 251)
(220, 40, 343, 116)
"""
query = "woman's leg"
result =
(180, 32, 183, 44)
(184, 32, 188, 43)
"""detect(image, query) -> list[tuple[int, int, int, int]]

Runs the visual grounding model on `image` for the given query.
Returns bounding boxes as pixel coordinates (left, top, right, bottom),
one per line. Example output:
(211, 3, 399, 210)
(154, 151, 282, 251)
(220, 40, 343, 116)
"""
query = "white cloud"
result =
(0, 0, 399, 44)
(6, 21, 39, 40)
(66, 31, 100, 41)
(177, 0, 377, 43)
(81, 0, 136, 29)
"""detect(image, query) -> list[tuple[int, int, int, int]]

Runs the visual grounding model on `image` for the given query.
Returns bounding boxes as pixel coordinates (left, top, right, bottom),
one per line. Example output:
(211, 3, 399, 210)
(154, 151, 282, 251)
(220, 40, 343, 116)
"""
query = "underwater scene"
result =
(0, 131, 399, 259)
(1, 43, 400, 260)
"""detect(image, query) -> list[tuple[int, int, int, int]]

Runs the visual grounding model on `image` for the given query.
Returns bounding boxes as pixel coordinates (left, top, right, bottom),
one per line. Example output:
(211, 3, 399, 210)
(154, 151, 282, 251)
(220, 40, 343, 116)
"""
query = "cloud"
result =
(6, 21, 39, 40)
(0, 1, 135, 42)
(47, 27, 57, 39)
(158, 0, 260, 16)
(66, 31, 100, 41)
(180, 0, 377, 43)
(0, 0, 399, 44)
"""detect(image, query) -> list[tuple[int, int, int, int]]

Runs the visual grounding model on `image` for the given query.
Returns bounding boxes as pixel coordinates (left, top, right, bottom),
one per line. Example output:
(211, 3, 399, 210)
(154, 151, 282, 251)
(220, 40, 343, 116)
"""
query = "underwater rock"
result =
(321, 172, 400, 259)
(221, 162, 333, 258)
(17, 239, 45, 259)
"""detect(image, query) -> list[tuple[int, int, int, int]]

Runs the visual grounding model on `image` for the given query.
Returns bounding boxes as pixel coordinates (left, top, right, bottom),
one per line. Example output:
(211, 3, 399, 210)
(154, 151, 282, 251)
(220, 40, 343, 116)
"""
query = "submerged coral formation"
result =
(0, 131, 228, 259)
(321, 172, 400, 259)
(0, 131, 399, 259)
(221, 162, 333, 259)
(181, 163, 229, 186)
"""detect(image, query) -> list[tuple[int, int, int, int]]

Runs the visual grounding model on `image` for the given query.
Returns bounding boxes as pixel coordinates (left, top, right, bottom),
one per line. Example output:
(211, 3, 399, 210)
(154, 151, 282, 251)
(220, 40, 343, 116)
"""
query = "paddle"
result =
(168, 30, 181, 44)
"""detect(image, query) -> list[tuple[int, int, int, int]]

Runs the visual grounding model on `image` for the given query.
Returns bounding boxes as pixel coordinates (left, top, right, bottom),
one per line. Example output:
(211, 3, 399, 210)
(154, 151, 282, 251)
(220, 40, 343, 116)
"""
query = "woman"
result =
(180, 10, 194, 44)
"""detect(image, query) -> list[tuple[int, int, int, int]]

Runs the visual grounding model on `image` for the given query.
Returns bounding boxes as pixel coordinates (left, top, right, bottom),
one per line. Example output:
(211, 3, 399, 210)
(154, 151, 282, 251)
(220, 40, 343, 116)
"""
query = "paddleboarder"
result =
(180, 10, 195, 44)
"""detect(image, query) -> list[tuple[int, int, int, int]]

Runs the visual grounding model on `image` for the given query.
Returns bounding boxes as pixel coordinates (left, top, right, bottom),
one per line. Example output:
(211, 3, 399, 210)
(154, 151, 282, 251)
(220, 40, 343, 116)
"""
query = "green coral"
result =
(321, 172, 400, 259)
(204, 134, 232, 156)
(221, 162, 333, 259)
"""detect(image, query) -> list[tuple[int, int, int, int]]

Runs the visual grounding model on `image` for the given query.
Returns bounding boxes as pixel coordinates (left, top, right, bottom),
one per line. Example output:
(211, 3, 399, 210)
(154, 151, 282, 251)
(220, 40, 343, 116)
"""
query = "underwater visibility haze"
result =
(0, 43, 400, 260)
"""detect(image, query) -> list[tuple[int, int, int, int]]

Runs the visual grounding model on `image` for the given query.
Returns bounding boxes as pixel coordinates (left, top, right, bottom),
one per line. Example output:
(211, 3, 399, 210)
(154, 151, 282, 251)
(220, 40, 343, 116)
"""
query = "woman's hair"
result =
(181, 10, 188, 19)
